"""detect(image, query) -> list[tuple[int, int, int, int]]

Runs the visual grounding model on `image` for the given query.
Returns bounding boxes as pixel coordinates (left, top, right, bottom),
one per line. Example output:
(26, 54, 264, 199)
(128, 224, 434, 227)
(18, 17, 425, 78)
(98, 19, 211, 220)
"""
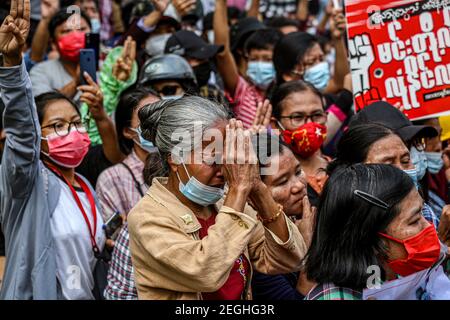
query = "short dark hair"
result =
(35, 91, 81, 125)
(327, 124, 396, 175)
(266, 17, 300, 30)
(115, 86, 159, 155)
(305, 163, 415, 290)
(244, 28, 283, 55)
(270, 80, 324, 120)
(273, 32, 318, 84)
(48, 7, 92, 39)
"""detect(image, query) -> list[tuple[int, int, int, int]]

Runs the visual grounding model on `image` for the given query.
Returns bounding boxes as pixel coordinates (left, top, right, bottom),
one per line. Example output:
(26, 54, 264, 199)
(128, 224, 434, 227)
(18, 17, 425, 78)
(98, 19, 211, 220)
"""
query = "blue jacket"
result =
(0, 61, 101, 300)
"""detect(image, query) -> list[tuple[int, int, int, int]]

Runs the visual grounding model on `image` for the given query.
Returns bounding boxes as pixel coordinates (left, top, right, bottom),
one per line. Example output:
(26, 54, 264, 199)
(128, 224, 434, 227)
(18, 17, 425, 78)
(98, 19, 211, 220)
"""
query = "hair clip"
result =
(354, 190, 389, 210)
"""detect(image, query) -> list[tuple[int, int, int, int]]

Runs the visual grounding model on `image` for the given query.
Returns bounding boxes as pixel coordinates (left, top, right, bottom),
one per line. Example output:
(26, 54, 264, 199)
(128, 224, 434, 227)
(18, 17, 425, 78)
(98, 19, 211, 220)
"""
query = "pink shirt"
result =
(229, 76, 264, 129)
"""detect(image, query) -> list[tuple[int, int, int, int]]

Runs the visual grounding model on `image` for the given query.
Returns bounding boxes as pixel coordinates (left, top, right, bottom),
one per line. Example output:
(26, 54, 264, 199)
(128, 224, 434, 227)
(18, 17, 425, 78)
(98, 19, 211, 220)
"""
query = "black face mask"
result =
(193, 62, 212, 87)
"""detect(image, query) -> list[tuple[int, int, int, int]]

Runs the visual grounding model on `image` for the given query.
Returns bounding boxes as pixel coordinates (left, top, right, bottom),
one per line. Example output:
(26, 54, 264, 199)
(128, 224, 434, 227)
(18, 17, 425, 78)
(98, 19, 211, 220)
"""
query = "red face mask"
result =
(57, 31, 86, 62)
(379, 224, 441, 277)
(281, 122, 327, 158)
(42, 129, 91, 168)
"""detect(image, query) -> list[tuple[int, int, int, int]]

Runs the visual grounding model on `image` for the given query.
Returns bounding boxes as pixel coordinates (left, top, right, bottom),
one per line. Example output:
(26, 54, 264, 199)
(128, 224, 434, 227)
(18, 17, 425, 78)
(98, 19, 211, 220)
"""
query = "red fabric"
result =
(282, 122, 327, 158)
(427, 169, 449, 203)
(197, 214, 250, 300)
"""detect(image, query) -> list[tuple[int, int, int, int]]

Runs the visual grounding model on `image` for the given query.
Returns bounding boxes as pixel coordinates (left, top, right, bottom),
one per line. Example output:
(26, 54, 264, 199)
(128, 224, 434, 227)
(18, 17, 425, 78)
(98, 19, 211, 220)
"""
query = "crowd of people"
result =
(0, 0, 449, 300)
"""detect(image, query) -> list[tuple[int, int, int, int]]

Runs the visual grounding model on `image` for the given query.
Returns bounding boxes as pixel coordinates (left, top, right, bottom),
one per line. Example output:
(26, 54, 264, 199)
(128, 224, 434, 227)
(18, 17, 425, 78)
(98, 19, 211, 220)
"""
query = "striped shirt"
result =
(96, 150, 147, 222)
(305, 283, 362, 300)
(104, 224, 137, 300)
(229, 76, 264, 129)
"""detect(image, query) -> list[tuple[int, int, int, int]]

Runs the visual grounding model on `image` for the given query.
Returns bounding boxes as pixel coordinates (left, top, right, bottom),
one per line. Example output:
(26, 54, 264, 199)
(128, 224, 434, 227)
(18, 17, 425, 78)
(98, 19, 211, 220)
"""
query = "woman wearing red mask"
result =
(29, 8, 91, 99)
(0, 0, 105, 300)
(304, 164, 447, 300)
(271, 80, 329, 207)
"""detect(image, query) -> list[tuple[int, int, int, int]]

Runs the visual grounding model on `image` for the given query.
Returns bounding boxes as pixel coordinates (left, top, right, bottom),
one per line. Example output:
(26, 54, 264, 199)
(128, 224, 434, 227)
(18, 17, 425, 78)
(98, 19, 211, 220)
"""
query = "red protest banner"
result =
(345, 0, 450, 120)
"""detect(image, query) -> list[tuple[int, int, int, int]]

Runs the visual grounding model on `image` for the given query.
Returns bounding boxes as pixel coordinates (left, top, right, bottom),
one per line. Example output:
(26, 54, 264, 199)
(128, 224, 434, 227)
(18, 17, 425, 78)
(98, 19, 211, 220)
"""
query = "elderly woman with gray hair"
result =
(127, 96, 308, 300)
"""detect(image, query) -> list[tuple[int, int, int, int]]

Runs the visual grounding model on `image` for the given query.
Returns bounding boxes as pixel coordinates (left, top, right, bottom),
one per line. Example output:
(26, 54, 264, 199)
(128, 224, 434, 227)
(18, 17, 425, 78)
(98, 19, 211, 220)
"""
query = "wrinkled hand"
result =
(251, 99, 272, 134)
(78, 72, 107, 121)
(151, 0, 171, 13)
(173, 0, 197, 17)
(113, 36, 136, 82)
(330, 8, 346, 40)
(438, 205, 450, 247)
(222, 119, 260, 194)
(41, 0, 59, 21)
(0, 0, 30, 66)
(295, 196, 317, 248)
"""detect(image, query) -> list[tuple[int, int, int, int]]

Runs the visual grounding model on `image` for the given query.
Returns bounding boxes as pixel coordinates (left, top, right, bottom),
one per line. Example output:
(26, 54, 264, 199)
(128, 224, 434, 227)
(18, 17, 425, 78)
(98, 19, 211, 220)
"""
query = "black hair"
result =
(270, 80, 324, 120)
(35, 91, 80, 125)
(273, 32, 318, 84)
(115, 86, 159, 155)
(305, 163, 415, 290)
(143, 151, 163, 186)
(228, 6, 246, 22)
(48, 7, 92, 39)
(244, 28, 283, 56)
(266, 17, 300, 30)
(327, 124, 396, 175)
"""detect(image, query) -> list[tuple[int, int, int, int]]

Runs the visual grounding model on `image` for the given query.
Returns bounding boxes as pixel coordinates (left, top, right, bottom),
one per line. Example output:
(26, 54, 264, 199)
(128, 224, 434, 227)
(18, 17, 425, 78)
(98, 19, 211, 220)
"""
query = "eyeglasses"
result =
(42, 120, 86, 137)
(157, 85, 182, 96)
(280, 111, 328, 127)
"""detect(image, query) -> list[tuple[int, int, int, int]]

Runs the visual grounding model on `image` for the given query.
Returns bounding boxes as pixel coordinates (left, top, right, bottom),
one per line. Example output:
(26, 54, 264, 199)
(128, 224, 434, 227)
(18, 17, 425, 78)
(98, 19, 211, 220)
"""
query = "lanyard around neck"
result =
(47, 165, 99, 255)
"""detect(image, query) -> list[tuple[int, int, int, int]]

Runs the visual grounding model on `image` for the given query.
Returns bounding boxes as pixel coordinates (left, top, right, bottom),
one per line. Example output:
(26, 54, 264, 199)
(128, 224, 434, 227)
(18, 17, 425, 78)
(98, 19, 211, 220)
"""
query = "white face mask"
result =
(145, 33, 171, 57)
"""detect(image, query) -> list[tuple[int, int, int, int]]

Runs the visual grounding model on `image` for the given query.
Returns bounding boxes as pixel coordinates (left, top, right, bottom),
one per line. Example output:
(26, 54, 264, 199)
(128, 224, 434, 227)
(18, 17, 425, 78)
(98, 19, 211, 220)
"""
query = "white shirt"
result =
(51, 179, 106, 300)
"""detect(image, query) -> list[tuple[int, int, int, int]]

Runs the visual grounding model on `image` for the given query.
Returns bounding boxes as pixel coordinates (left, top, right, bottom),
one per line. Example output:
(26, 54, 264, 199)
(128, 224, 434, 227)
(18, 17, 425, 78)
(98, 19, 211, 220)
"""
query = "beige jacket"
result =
(127, 178, 308, 300)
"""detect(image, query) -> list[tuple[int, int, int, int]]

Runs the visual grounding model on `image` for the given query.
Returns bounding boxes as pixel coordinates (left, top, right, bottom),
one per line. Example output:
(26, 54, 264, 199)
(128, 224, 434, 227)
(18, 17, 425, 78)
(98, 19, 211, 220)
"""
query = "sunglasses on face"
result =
(157, 85, 181, 96)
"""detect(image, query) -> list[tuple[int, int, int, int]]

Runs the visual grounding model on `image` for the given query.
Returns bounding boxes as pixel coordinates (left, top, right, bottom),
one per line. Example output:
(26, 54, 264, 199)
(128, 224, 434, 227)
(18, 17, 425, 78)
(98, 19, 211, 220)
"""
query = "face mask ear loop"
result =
(277, 121, 286, 131)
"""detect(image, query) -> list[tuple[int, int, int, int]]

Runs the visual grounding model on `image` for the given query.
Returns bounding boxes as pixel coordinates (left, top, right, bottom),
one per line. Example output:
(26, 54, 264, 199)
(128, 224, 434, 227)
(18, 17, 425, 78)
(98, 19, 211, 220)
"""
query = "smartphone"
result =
(80, 49, 97, 85)
(85, 33, 100, 70)
(103, 211, 123, 240)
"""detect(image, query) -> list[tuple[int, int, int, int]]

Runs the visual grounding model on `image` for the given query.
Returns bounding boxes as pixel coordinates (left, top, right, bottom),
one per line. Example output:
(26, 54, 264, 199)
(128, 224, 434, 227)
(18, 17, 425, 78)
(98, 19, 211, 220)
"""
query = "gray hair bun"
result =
(138, 99, 172, 145)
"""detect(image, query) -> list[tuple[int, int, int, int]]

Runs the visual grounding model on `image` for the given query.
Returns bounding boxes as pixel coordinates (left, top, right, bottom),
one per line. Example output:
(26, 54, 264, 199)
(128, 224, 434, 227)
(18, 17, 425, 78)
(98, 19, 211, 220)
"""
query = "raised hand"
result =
(41, 0, 59, 21)
(173, 0, 197, 17)
(329, 7, 346, 40)
(0, 0, 30, 66)
(295, 196, 317, 248)
(151, 0, 171, 13)
(78, 72, 107, 121)
(222, 119, 260, 194)
(113, 36, 136, 82)
(251, 99, 272, 134)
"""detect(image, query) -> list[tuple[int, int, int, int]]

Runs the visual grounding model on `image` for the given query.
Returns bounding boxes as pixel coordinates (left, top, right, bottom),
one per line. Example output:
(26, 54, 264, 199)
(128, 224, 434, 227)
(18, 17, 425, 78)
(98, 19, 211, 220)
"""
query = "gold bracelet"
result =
(257, 204, 284, 224)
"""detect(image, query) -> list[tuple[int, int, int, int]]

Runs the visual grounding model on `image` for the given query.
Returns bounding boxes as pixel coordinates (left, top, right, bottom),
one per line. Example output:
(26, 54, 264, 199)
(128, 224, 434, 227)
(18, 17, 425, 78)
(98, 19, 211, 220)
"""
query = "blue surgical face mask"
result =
(131, 128, 157, 153)
(177, 161, 224, 207)
(90, 18, 101, 34)
(410, 146, 428, 180)
(403, 167, 419, 189)
(303, 61, 331, 91)
(246, 61, 275, 90)
(425, 152, 444, 174)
